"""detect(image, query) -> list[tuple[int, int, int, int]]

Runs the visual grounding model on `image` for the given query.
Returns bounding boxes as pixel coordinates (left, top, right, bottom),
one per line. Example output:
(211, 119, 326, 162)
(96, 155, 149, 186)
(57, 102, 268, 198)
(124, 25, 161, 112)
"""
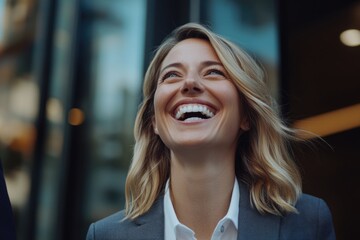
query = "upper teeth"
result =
(175, 104, 215, 120)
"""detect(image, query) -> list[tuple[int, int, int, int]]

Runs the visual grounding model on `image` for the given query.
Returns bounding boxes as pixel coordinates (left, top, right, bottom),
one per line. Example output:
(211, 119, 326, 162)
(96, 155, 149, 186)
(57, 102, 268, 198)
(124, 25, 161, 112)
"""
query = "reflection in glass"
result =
(83, 0, 147, 228)
(205, 0, 279, 98)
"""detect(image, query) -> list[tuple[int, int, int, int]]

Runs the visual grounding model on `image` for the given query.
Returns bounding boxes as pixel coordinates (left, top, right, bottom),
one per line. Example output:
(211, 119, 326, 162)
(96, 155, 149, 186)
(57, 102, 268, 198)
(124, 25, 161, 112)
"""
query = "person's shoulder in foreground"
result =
(0, 160, 17, 240)
(86, 191, 336, 240)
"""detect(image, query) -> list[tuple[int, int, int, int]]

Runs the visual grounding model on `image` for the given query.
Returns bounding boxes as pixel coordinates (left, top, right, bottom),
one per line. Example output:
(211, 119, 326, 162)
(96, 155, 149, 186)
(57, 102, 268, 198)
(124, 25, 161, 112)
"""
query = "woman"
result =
(87, 23, 335, 240)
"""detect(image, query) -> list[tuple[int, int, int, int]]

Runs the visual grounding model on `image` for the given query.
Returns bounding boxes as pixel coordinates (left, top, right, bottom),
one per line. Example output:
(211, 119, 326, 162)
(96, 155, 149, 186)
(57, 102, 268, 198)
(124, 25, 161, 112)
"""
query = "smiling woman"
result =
(86, 23, 336, 240)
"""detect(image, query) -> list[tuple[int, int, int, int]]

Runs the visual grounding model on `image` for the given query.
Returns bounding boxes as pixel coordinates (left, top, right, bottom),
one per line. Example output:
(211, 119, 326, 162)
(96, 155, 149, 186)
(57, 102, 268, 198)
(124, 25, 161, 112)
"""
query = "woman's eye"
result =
(162, 71, 180, 80)
(206, 69, 225, 77)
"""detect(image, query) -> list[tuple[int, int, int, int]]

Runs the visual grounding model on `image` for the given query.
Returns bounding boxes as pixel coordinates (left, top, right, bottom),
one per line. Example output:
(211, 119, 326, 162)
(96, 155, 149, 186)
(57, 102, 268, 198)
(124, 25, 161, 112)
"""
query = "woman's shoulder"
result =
(86, 210, 134, 240)
(293, 193, 333, 220)
(280, 193, 335, 239)
(93, 209, 127, 226)
(86, 198, 165, 240)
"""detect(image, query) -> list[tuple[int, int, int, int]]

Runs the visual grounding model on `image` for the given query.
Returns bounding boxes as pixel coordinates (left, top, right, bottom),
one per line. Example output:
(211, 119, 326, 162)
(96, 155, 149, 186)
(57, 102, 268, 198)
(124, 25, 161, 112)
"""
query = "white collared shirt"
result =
(164, 179, 239, 240)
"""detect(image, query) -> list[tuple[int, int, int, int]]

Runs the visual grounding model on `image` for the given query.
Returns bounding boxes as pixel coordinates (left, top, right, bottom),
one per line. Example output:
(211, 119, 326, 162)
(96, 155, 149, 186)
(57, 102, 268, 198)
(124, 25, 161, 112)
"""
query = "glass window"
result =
(203, 0, 280, 98)
(34, 0, 78, 238)
(82, 0, 147, 229)
(32, 0, 147, 238)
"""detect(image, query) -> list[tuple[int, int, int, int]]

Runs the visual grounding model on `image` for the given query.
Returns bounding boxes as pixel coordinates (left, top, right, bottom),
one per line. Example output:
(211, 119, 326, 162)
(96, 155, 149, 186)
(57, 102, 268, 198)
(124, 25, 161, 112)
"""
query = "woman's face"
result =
(153, 38, 248, 152)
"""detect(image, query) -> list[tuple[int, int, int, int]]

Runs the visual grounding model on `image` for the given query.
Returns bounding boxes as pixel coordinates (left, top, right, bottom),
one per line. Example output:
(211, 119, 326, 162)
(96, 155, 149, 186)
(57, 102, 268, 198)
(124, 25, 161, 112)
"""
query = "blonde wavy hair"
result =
(125, 23, 302, 219)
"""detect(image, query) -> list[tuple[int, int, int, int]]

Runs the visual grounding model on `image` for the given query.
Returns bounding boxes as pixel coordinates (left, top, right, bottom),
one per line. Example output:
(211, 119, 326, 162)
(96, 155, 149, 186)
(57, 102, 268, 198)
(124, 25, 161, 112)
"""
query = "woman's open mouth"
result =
(174, 104, 216, 122)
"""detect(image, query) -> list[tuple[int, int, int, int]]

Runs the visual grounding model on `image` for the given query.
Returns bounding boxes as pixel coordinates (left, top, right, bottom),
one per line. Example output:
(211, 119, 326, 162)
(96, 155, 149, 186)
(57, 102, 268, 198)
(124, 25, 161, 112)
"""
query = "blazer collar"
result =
(128, 196, 165, 239)
(238, 181, 281, 240)
(128, 183, 281, 240)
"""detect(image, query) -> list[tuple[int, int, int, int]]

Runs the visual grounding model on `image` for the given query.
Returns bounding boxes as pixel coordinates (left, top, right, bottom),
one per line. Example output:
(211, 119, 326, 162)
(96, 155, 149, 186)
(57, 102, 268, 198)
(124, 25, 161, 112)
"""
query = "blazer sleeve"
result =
(317, 199, 336, 240)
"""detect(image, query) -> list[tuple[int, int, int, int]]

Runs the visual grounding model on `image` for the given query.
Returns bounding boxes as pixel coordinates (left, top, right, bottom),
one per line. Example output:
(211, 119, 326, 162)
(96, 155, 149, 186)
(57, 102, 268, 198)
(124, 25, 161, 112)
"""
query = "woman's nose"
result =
(180, 76, 204, 95)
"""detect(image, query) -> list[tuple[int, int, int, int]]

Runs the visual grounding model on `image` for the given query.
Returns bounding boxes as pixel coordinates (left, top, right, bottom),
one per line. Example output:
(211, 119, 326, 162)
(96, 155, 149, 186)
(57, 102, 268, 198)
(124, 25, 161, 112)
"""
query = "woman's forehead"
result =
(160, 38, 221, 70)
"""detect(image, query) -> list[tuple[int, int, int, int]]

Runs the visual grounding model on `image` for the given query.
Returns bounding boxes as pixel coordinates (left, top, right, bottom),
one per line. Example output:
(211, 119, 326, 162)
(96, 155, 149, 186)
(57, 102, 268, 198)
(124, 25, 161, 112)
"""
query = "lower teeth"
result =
(184, 117, 203, 122)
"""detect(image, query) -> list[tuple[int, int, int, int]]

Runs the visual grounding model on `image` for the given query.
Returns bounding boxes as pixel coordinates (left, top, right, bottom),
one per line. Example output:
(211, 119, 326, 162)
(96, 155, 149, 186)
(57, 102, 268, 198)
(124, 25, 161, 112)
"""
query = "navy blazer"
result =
(0, 161, 16, 240)
(87, 182, 336, 240)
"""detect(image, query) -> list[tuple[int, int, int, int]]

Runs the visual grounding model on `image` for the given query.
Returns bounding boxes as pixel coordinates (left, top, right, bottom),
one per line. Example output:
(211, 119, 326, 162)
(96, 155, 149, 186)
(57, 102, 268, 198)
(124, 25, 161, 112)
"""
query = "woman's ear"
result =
(240, 118, 250, 131)
(152, 117, 159, 135)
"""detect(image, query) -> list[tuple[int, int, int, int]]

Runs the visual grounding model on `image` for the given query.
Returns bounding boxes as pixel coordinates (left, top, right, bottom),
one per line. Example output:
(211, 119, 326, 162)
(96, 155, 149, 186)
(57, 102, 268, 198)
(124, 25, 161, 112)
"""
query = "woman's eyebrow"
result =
(200, 61, 223, 68)
(160, 62, 183, 74)
(161, 61, 223, 73)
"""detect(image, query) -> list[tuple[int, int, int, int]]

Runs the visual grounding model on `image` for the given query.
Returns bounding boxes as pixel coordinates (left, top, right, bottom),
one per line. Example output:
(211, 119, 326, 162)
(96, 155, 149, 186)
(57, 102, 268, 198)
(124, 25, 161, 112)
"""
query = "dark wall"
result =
(279, 0, 360, 239)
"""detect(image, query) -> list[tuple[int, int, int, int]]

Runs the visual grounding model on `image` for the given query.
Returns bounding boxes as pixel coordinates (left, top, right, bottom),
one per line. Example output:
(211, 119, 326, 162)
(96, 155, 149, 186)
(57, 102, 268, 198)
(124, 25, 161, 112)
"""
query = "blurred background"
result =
(0, 0, 359, 239)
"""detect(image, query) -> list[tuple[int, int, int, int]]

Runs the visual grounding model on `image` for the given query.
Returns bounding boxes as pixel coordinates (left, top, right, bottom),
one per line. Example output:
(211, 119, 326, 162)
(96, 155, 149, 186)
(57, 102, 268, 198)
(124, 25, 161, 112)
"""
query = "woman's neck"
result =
(169, 148, 236, 240)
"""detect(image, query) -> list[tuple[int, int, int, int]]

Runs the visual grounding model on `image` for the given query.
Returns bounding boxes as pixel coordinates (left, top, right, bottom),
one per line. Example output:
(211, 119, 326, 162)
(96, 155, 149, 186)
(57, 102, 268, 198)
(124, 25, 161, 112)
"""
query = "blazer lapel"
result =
(127, 196, 165, 240)
(238, 182, 280, 240)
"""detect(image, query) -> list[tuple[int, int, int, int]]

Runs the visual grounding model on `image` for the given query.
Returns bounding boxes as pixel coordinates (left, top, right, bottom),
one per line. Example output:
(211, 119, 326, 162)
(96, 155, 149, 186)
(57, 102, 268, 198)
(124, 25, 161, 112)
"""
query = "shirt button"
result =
(220, 225, 225, 233)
